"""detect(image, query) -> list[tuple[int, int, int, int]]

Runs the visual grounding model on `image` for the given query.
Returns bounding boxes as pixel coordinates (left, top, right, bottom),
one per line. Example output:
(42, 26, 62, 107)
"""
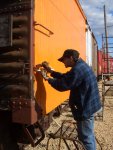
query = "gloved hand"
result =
(33, 64, 42, 72)
(40, 69, 49, 81)
(42, 61, 54, 73)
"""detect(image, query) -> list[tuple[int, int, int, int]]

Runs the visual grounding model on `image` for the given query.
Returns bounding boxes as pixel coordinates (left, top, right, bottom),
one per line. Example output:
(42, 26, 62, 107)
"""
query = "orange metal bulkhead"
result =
(34, 0, 86, 114)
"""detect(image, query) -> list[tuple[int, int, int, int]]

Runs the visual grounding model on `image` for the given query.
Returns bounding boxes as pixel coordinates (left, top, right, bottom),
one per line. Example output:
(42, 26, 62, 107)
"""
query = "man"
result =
(40, 49, 101, 150)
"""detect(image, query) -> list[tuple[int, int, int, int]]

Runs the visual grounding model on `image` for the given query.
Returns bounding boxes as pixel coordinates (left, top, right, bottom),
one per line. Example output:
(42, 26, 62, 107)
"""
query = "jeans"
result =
(76, 116, 96, 150)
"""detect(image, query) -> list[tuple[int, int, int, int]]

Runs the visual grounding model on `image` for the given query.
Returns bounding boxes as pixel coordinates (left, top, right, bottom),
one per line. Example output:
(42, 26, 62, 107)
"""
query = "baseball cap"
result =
(58, 49, 79, 62)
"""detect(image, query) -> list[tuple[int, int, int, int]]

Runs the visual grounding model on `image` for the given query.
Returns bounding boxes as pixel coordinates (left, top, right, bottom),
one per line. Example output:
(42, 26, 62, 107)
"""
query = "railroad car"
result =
(97, 50, 113, 79)
(109, 56, 113, 73)
(92, 33, 98, 77)
(0, 0, 88, 149)
(86, 23, 98, 76)
(0, 0, 101, 148)
(97, 50, 103, 78)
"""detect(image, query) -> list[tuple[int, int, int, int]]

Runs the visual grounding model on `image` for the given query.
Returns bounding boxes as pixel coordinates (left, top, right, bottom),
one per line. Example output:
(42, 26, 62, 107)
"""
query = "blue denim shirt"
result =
(48, 59, 101, 120)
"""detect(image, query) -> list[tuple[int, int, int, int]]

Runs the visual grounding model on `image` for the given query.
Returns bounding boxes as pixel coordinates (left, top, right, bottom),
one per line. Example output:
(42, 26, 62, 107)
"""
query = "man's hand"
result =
(42, 61, 54, 73)
(33, 64, 42, 72)
(40, 69, 49, 81)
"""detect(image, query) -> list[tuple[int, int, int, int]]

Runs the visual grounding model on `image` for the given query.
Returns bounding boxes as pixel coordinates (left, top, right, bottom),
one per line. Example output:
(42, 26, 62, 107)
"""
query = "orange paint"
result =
(34, 0, 86, 114)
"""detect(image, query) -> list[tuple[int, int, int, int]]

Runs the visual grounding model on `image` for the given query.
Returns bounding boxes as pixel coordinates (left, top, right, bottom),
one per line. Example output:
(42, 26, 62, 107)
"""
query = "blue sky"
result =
(79, 0, 113, 49)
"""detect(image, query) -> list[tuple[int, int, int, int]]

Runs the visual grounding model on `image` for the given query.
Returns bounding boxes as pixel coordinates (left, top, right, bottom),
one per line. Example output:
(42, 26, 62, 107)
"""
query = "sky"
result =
(79, 0, 113, 49)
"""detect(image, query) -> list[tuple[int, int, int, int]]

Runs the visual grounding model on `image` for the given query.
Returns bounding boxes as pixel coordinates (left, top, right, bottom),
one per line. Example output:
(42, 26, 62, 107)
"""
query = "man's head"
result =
(58, 49, 79, 67)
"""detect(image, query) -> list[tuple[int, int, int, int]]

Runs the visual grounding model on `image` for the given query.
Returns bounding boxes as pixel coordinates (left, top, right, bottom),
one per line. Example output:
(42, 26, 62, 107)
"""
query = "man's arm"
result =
(47, 69, 82, 92)
(50, 71, 63, 79)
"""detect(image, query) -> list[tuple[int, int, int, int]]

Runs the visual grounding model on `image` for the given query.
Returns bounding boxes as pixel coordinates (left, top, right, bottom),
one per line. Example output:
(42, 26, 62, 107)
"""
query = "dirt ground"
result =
(95, 98, 113, 150)
(24, 83, 113, 150)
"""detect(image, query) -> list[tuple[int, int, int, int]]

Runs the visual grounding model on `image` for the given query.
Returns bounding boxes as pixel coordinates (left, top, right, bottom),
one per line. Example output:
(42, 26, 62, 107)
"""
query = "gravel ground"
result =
(23, 82, 113, 150)
(95, 98, 113, 150)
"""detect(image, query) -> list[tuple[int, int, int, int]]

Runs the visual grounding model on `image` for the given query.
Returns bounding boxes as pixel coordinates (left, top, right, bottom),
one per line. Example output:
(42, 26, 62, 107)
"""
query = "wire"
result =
(107, 25, 113, 28)
(93, 24, 113, 30)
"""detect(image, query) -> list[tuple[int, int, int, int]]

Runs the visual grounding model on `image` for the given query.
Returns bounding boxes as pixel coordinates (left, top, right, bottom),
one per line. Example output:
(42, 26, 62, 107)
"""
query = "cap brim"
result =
(58, 56, 64, 62)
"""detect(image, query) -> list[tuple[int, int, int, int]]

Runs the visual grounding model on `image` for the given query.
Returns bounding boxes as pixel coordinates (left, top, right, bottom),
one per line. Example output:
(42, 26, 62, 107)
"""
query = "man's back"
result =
(69, 58, 101, 120)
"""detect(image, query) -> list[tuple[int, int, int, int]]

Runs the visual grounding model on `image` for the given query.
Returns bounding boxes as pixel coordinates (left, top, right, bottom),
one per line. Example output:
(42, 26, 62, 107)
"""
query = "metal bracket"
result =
(34, 22, 54, 37)
(23, 121, 45, 147)
(11, 99, 39, 124)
